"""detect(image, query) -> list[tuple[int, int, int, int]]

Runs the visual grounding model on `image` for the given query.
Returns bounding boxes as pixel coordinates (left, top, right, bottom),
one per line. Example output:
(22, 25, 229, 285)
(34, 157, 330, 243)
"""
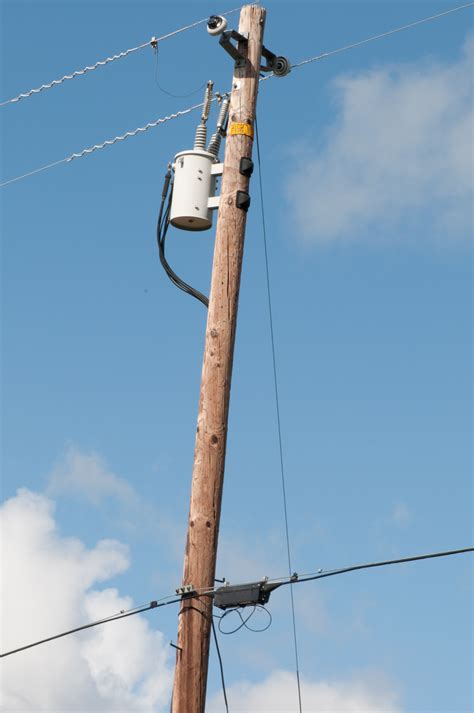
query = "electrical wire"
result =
(156, 168, 209, 307)
(264, 547, 474, 589)
(0, 597, 177, 659)
(217, 605, 272, 635)
(0, 8, 241, 107)
(3, 3, 473, 187)
(0, 585, 216, 659)
(0, 101, 208, 188)
(259, 1, 474, 83)
(255, 116, 302, 713)
(154, 47, 208, 99)
(211, 616, 230, 713)
(2, 548, 471, 659)
(291, 1, 474, 70)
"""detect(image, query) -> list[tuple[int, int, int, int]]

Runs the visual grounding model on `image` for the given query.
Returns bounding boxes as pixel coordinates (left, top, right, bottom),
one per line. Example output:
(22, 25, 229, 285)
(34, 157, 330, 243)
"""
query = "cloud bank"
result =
(0, 488, 172, 711)
(1, 466, 401, 711)
(208, 669, 401, 712)
(287, 35, 473, 245)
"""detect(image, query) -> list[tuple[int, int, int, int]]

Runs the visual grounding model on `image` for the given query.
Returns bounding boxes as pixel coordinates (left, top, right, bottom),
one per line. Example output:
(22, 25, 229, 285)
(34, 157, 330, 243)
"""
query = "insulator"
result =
(216, 97, 230, 133)
(207, 132, 221, 157)
(194, 123, 207, 150)
(201, 80, 214, 123)
(207, 96, 230, 156)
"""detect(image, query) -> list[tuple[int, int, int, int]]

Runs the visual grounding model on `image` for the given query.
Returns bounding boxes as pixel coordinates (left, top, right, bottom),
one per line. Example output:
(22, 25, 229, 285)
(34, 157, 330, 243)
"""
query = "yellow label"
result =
(229, 122, 254, 139)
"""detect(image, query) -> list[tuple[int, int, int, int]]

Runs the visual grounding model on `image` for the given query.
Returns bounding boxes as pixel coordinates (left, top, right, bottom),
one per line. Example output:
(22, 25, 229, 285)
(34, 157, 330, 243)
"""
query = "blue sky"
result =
(1, 1, 472, 711)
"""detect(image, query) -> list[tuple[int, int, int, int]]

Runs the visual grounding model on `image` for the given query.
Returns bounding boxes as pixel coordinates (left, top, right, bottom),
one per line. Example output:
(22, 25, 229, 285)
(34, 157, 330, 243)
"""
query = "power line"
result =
(266, 547, 474, 588)
(0, 586, 215, 659)
(0, 8, 240, 108)
(3, 3, 472, 189)
(255, 117, 303, 713)
(291, 1, 474, 72)
(1, 548, 471, 659)
(0, 101, 209, 188)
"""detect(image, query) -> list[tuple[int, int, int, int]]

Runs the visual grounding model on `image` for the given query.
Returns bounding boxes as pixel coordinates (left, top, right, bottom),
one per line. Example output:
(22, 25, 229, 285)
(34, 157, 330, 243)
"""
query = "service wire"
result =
(264, 547, 474, 590)
(0, 586, 216, 659)
(2, 548, 471, 659)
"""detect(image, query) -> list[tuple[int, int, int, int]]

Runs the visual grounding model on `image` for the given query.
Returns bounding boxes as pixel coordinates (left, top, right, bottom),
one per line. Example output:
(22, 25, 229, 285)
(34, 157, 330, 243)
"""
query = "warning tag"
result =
(229, 122, 254, 139)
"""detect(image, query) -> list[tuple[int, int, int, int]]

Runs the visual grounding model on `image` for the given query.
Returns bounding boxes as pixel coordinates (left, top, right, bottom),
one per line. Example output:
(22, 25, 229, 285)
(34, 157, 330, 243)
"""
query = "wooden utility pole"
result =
(171, 5, 266, 712)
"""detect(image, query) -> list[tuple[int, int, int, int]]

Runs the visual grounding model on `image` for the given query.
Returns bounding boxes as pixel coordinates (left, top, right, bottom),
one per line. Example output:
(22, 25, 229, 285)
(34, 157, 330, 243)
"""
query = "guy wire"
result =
(255, 116, 303, 713)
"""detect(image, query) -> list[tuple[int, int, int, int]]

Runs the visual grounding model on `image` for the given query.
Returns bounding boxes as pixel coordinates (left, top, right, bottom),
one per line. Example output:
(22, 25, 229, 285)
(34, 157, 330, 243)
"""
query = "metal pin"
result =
(170, 641, 183, 652)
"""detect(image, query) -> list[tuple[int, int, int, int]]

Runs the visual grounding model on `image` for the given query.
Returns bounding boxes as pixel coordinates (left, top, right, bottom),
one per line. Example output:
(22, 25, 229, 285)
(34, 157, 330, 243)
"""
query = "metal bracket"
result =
(219, 30, 249, 68)
(260, 46, 276, 73)
(260, 46, 291, 77)
(211, 162, 224, 176)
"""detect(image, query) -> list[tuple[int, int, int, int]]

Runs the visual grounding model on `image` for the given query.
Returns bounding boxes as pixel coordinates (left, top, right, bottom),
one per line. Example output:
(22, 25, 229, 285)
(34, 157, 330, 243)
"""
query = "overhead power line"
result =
(2, 2, 473, 189)
(0, 586, 216, 659)
(266, 547, 474, 588)
(0, 101, 209, 188)
(1, 547, 471, 659)
(290, 1, 474, 72)
(0, 8, 240, 108)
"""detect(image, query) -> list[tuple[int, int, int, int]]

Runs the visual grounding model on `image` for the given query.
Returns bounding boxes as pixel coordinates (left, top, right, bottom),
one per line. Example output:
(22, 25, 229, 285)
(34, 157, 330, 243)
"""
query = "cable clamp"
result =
(176, 584, 195, 596)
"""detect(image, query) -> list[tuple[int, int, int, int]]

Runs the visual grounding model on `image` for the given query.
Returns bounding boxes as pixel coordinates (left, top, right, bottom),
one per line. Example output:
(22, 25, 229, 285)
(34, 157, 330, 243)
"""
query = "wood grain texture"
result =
(171, 6, 266, 712)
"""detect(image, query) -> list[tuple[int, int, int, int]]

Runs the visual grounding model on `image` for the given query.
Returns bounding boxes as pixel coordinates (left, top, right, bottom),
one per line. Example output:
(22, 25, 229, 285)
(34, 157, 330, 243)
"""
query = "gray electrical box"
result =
(214, 581, 272, 610)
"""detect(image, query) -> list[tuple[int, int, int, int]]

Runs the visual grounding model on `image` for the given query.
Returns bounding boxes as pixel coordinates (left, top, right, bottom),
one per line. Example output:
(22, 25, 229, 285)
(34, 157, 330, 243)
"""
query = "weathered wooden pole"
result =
(171, 5, 266, 712)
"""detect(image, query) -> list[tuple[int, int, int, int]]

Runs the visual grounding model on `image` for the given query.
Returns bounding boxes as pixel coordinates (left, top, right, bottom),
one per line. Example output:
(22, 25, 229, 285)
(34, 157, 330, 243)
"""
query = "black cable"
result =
(217, 606, 257, 635)
(243, 605, 272, 633)
(154, 47, 208, 99)
(4, 548, 471, 659)
(0, 596, 181, 659)
(211, 616, 230, 713)
(255, 116, 303, 713)
(0, 586, 216, 659)
(263, 547, 474, 591)
(156, 169, 209, 308)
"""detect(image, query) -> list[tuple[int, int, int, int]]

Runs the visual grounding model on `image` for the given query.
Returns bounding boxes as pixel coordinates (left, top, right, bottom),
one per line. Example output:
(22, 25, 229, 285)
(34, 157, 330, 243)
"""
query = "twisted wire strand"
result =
(0, 41, 151, 107)
(0, 100, 210, 187)
(0, 7, 240, 107)
(67, 101, 207, 161)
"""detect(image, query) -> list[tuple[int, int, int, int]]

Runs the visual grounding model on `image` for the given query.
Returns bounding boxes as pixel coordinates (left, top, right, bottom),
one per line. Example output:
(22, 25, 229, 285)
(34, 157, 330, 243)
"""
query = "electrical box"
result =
(170, 150, 219, 231)
(214, 581, 272, 610)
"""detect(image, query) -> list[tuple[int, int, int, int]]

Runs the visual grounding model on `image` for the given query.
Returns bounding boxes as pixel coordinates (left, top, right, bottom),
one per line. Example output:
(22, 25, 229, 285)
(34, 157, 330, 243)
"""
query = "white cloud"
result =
(0, 488, 172, 711)
(287, 35, 473, 245)
(47, 445, 138, 506)
(207, 669, 401, 712)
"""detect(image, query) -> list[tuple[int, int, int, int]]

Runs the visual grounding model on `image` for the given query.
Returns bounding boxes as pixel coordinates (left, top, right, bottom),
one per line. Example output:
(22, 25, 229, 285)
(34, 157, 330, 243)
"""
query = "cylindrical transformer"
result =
(170, 150, 217, 231)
